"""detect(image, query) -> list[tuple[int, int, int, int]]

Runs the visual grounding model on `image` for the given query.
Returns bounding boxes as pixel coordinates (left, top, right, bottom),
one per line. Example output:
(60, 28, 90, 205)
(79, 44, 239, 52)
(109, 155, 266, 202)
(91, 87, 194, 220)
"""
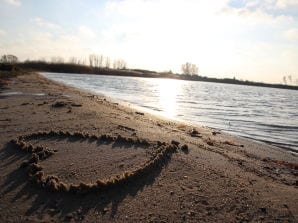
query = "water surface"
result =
(42, 72, 298, 151)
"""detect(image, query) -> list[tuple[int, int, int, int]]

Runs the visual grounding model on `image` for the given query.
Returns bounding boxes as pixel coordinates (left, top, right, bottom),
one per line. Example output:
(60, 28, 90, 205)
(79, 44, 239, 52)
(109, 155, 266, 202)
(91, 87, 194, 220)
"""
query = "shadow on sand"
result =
(0, 137, 173, 221)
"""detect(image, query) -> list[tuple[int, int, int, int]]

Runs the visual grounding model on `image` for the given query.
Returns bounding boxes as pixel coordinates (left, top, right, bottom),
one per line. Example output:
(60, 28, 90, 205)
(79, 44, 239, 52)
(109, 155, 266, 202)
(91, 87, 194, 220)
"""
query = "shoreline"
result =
(40, 72, 298, 154)
(0, 73, 297, 222)
(16, 62, 298, 91)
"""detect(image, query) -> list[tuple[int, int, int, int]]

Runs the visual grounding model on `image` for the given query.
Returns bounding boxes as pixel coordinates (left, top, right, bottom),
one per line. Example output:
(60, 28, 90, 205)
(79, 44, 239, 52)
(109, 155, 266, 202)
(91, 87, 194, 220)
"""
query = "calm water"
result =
(42, 72, 298, 151)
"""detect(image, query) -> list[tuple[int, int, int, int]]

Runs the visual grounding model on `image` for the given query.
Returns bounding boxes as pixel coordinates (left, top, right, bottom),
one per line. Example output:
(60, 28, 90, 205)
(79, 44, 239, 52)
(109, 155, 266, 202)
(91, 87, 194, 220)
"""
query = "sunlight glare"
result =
(155, 79, 181, 118)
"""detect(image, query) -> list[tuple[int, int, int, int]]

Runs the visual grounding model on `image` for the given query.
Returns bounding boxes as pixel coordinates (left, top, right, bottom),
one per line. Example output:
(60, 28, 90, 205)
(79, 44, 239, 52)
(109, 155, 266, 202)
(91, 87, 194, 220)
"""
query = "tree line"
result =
(282, 75, 298, 85)
(181, 62, 199, 75)
(20, 54, 127, 70)
(1, 54, 297, 89)
(0, 54, 18, 64)
(1, 54, 199, 75)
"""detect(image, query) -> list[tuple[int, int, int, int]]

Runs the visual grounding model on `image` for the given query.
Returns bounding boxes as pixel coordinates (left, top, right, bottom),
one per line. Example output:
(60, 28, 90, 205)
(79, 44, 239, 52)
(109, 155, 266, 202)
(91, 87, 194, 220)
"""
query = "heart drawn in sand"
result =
(10, 131, 179, 194)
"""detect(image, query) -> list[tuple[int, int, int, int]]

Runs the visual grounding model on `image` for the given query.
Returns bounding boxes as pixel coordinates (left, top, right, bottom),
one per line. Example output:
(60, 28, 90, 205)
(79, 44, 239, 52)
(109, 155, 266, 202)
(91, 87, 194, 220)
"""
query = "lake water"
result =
(42, 72, 298, 152)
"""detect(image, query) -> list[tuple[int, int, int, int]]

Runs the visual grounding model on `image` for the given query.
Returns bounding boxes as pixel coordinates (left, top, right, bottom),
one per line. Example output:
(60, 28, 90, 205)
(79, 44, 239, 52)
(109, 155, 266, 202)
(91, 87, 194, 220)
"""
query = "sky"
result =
(0, 0, 298, 84)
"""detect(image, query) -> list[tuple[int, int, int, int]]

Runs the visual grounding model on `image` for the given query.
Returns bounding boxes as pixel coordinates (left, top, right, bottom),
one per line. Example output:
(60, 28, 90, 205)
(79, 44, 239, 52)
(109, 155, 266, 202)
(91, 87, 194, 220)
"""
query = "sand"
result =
(0, 73, 297, 222)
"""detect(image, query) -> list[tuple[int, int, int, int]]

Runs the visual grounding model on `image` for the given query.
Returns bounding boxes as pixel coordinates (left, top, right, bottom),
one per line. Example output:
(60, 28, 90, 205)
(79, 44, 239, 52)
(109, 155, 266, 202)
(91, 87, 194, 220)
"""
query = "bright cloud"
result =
(276, 0, 298, 8)
(3, 0, 21, 6)
(0, 29, 6, 36)
(78, 26, 95, 39)
(99, 0, 298, 83)
(223, 0, 296, 24)
(32, 17, 61, 30)
(2, 24, 99, 62)
(102, 0, 233, 65)
(284, 28, 298, 41)
(0, 0, 297, 83)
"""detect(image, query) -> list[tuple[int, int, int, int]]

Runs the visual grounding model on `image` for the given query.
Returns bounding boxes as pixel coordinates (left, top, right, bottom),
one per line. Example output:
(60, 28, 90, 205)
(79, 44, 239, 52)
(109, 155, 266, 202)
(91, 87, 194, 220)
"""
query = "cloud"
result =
(106, 0, 229, 17)
(1, 0, 297, 83)
(221, 7, 290, 25)
(275, 0, 298, 8)
(103, 0, 231, 49)
(222, 0, 295, 25)
(32, 17, 61, 30)
(3, 0, 21, 6)
(0, 29, 6, 37)
(99, 0, 298, 83)
(78, 26, 95, 39)
(0, 24, 98, 62)
(284, 28, 298, 41)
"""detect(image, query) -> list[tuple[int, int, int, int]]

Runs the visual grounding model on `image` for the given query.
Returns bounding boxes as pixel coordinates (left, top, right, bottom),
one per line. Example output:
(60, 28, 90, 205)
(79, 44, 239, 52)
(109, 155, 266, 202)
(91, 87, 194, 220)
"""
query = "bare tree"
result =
(181, 62, 198, 75)
(51, 57, 64, 63)
(105, 56, 110, 69)
(94, 55, 99, 67)
(288, 75, 292, 84)
(38, 57, 46, 62)
(69, 57, 79, 64)
(79, 58, 86, 65)
(89, 54, 105, 67)
(0, 54, 18, 64)
(95, 55, 104, 67)
(99, 55, 104, 67)
(89, 54, 95, 67)
(89, 54, 125, 69)
(113, 59, 127, 69)
(113, 60, 117, 69)
(283, 76, 287, 85)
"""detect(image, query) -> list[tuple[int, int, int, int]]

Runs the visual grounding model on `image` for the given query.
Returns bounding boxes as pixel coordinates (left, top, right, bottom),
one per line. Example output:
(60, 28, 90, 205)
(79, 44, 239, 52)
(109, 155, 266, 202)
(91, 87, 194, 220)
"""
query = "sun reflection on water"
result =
(153, 78, 181, 118)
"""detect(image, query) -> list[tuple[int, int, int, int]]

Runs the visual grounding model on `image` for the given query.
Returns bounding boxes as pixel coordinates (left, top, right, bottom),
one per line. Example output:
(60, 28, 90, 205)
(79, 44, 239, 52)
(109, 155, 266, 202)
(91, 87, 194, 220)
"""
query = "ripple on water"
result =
(41, 72, 298, 152)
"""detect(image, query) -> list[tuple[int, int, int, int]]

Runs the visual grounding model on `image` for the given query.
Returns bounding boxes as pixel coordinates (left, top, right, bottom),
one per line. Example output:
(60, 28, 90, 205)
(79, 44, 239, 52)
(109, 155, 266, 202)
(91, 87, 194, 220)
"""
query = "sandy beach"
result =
(0, 73, 297, 222)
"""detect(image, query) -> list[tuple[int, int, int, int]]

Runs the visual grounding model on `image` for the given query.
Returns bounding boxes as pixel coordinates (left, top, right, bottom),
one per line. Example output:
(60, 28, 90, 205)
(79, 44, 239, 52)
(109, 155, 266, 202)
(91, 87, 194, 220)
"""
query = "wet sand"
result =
(0, 73, 297, 222)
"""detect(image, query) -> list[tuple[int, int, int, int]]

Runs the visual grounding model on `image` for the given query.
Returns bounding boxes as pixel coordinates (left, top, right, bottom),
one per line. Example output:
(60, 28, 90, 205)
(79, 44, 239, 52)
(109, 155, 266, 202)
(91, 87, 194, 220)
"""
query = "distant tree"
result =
(0, 54, 18, 64)
(105, 56, 110, 69)
(288, 75, 292, 84)
(96, 55, 104, 67)
(69, 57, 79, 64)
(89, 54, 127, 69)
(89, 54, 95, 67)
(77, 58, 83, 65)
(113, 59, 127, 69)
(112, 60, 117, 69)
(181, 62, 198, 75)
(38, 57, 46, 62)
(51, 56, 64, 63)
(283, 76, 287, 85)
(89, 54, 104, 67)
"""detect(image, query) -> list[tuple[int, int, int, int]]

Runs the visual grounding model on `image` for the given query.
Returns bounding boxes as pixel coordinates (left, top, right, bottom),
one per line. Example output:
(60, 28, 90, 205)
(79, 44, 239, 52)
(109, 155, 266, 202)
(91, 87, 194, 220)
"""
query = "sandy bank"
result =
(0, 73, 297, 222)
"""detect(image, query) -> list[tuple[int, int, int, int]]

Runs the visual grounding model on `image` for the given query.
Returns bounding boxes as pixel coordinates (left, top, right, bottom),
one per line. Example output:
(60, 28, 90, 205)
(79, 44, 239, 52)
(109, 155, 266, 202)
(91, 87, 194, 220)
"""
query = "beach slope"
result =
(0, 73, 297, 222)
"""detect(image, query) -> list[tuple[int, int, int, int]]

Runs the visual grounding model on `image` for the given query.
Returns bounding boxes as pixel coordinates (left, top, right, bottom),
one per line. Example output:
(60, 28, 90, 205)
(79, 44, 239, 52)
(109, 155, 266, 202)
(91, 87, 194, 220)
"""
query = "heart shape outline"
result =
(10, 131, 179, 194)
